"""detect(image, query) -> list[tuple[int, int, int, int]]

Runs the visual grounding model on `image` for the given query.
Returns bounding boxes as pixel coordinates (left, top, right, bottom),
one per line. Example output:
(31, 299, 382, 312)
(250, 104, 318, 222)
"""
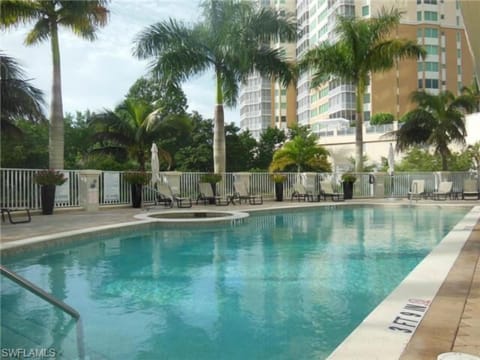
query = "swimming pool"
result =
(0, 205, 470, 359)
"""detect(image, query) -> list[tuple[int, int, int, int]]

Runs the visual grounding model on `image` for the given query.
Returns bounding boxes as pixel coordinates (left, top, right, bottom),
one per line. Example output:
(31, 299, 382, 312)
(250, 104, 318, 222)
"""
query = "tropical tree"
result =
(133, 0, 296, 173)
(253, 127, 287, 170)
(89, 99, 182, 171)
(394, 90, 476, 170)
(462, 79, 480, 112)
(1, 0, 109, 169)
(0, 52, 45, 137)
(269, 133, 331, 173)
(300, 7, 425, 172)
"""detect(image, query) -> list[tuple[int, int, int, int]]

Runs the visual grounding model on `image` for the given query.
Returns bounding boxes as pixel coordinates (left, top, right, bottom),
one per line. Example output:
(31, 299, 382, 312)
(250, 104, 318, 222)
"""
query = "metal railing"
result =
(0, 265, 85, 359)
(0, 168, 477, 211)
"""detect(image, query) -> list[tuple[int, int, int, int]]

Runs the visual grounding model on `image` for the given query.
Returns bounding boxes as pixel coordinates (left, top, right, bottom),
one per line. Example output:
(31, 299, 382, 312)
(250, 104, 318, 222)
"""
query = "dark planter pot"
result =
(41, 184, 56, 215)
(209, 183, 217, 204)
(131, 184, 143, 208)
(343, 181, 354, 200)
(275, 182, 284, 201)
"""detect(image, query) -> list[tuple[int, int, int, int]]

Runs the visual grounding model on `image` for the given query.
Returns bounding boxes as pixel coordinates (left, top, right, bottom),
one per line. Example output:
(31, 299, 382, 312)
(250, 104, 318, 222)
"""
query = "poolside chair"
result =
(196, 182, 217, 205)
(233, 181, 263, 205)
(1, 208, 31, 224)
(320, 181, 344, 201)
(291, 183, 312, 201)
(462, 179, 479, 200)
(407, 180, 425, 200)
(433, 181, 453, 200)
(157, 183, 192, 208)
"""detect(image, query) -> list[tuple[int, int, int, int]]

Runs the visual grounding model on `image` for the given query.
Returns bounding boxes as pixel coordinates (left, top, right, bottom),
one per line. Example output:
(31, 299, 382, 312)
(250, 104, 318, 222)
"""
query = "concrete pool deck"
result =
(1, 199, 479, 359)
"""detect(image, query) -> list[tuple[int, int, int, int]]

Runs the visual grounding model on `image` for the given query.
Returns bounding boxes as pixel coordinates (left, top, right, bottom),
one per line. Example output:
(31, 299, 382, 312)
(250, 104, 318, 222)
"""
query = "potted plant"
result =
(124, 171, 150, 208)
(200, 173, 222, 200)
(34, 169, 67, 215)
(341, 173, 357, 200)
(271, 173, 286, 201)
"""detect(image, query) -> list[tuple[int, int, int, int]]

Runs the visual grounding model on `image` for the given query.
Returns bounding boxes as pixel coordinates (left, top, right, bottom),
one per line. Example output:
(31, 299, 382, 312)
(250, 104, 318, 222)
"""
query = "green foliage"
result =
(271, 173, 287, 183)
(200, 173, 222, 184)
(34, 169, 67, 186)
(123, 171, 150, 185)
(341, 173, 357, 183)
(225, 124, 257, 172)
(395, 147, 473, 171)
(394, 90, 476, 170)
(253, 127, 287, 170)
(269, 132, 331, 172)
(370, 112, 394, 125)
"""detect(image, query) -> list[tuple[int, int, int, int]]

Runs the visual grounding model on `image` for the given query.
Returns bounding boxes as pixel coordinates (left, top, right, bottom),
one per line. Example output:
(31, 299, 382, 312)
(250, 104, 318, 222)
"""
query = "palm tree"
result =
(89, 99, 192, 171)
(0, 52, 45, 137)
(395, 90, 476, 170)
(462, 79, 480, 112)
(1, 0, 109, 169)
(300, 8, 425, 172)
(133, 0, 296, 174)
(269, 133, 331, 173)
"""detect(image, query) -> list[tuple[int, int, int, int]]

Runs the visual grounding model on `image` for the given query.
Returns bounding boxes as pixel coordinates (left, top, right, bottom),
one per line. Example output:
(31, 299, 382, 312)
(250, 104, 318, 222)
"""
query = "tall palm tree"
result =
(89, 99, 192, 171)
(394, 90, 476, 170)
(269, 134, 331, 173)
(134, 0, 296, 174)
(300, 8, 425, 172)
(1, 0, 109, 169)
(0, 52, 45, 137)
(461, 79, 480, 112)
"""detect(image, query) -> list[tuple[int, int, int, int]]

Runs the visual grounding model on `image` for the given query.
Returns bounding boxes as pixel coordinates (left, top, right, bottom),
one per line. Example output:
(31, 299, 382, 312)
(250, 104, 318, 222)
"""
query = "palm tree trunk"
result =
(355, 84, 364, 172)
(49, 21, 65, 169)
(213, 71, 226, 173)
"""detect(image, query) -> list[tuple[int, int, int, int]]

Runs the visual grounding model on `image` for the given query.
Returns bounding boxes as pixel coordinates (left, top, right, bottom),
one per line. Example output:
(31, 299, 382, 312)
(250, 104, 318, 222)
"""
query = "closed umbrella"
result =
(151, 143, 161, 185)
(388, 143, 394, 176)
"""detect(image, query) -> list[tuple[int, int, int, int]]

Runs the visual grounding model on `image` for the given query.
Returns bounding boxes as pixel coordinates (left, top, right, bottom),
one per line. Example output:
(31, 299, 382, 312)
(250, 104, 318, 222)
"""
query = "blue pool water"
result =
(0, 206, 469, 359)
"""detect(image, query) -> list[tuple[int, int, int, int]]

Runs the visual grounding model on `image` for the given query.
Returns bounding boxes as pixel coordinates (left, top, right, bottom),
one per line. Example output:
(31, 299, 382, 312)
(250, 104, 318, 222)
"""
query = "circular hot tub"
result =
(135, 210, 249, 224)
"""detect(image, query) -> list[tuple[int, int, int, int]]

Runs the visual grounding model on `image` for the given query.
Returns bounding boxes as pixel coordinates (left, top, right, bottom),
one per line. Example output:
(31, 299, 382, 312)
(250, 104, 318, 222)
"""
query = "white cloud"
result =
(1, 0, 239, 123)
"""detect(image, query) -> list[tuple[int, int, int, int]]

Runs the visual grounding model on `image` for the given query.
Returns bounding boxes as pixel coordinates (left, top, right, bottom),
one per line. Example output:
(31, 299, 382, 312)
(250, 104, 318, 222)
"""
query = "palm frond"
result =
(0, 0, 41, 28)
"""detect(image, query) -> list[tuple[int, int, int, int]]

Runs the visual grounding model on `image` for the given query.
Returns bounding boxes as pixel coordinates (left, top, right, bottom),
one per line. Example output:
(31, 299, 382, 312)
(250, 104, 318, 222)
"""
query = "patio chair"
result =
(1, 207, 31, 224)
(233, 181, 263, 205)
(157, 183, 192, 208)
(291, 183, 312, 201)
(462, 179, 479, 200)
(407, 180, 425, 200)
(433, 181, 453, 200)
(196, 182, 217, 205)
(320, 181, 344, 201)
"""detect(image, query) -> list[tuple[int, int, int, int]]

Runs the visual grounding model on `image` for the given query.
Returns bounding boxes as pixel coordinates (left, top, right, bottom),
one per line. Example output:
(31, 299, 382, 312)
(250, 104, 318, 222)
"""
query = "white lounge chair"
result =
(157, 183, 192, 208)
(462, 179, 479, 200)
(196, 182, 217, 205)
(433, 181, 452, 200)
(233, 181, 263, 205)
(291, 183, 312, 201)
(320, 181, 344, 201)
(408, 180, 425, 200)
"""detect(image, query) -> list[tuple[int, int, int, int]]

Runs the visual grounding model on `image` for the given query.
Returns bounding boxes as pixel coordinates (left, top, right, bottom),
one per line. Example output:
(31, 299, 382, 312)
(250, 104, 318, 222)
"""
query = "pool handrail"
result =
(0, 264, 85, 359)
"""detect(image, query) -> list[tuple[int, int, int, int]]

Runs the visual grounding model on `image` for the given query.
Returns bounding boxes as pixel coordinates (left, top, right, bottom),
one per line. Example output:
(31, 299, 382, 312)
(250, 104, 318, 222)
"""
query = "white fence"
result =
(0, 168, 477, 211)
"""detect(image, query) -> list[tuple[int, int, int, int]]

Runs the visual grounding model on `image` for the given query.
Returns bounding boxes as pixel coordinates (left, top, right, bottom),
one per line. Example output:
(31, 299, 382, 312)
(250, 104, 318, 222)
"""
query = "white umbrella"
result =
(151, 143, 161, 185)
(387, 143, 395, 175)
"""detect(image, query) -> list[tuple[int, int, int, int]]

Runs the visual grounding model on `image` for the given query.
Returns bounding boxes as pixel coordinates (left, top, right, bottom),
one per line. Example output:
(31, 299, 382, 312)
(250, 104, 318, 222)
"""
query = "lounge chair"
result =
(233, 181, 263, 205)
(407, 180, 425, 200)
(462, 179, 479, 200)
(291, 183, 312, 201)
(1, 208, 31, 224)
(320, 181, 344, 201)
(433, 181, 453, 200)
(157, 183, 192, 208)
(196, 182, 217, 205)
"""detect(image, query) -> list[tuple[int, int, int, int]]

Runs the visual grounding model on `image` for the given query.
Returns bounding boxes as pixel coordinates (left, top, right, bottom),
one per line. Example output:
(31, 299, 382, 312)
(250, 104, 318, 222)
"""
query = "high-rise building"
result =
(240, 0, 475, 150)
(239, 0, 297, 140)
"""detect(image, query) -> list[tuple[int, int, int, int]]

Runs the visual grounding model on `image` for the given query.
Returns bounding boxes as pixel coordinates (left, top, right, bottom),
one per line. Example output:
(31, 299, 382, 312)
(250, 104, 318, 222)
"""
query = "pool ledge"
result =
(134, 209, 249, 223)
(327, 205, 480, 360)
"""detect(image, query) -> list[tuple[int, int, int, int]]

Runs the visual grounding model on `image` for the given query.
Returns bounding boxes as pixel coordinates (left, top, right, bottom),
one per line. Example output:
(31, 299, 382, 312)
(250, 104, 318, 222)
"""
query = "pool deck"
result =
(1, 198, 479, 359)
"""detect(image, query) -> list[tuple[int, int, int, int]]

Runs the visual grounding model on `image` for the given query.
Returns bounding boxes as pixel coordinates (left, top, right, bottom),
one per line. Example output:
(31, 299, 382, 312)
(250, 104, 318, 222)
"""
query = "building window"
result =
(425, 79, 439, 88)
(362, 5, 369, 16)
(417, 11, 422, 21)
(456, 16, 460, 26)
(281, 116, 286, 122)
(418, 79, 424, 89)
(457, 49, 462, 58)
(418, 62, 423, 72)
(425, 62, 439, 71)
(458, 65, 462, 74)
(417, 28, 423, 38)
(425, 45, 439, 55)
(363, 93, 370, 103)
(424, 11, 438, 21)
(456, 32, 461, 42)
(424, 28, 438, 38)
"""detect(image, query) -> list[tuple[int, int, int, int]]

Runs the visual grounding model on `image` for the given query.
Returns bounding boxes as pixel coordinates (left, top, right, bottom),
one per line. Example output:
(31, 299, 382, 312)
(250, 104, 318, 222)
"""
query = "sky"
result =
(1, 0, 240, 123)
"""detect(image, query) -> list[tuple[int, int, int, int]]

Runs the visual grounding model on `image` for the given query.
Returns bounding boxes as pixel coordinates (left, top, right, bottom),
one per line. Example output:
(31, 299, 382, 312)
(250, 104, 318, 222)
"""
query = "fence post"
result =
(79, 170, 101, 211)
